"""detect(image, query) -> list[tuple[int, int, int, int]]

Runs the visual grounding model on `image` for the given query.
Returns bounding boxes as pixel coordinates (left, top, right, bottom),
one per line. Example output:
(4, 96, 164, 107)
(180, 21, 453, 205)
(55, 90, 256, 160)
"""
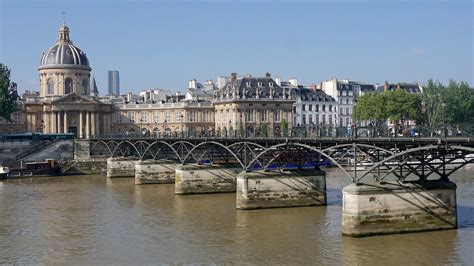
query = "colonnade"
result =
(36, 110, 111, 139)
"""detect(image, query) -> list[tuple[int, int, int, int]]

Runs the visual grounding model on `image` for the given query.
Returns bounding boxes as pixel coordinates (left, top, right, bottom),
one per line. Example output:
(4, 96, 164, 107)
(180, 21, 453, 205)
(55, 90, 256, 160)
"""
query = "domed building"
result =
(23, 23, 113, 138)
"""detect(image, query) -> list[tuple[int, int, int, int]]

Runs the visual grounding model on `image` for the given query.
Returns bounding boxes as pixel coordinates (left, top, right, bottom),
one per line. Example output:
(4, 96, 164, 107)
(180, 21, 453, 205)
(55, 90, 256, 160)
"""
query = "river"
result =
(0, 167, 473, 264)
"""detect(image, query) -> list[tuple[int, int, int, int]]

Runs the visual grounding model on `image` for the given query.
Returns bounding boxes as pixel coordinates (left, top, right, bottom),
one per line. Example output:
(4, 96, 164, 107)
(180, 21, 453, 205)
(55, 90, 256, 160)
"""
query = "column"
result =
(86, 111, 91, 139)
(44, 112, 49, 134)
(26, 114, 31, 132)
(51, 111, 57, 133)
(32, 114, 37, 133)
(79, 111, 83, 139)
(96, 113, 100, 136)
(91, 112, 96, 138)
(63, 111, 68, 133)
(103, 114, 108, 134)
(58, 112, 63, 133)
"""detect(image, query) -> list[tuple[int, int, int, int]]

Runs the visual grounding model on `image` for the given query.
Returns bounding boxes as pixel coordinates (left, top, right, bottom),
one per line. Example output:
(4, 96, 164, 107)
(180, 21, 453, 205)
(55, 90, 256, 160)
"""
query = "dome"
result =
(40, 23, 90, 68)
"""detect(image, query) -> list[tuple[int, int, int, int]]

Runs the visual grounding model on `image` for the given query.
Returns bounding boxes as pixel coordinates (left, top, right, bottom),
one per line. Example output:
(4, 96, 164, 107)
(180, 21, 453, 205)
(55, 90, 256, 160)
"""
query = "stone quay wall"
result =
(106, 157, 138, 178)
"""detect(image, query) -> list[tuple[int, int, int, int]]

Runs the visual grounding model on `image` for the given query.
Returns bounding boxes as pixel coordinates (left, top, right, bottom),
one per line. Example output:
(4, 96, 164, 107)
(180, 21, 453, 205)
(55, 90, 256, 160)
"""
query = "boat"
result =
(8, 159, 63, 177)
(0, 166, 10, 179)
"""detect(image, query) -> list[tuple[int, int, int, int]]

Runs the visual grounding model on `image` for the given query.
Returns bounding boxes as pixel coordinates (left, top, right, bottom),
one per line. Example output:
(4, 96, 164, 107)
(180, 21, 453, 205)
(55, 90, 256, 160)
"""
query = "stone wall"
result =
(62, 159, 107, 175)
(342, 180, 457, 237)
(175, 164, 241, 194)
(236, 169, 327, 210)
(74, 139, 90, 159)
(135, 160, 179, 185)
(106, 157, 138, 178)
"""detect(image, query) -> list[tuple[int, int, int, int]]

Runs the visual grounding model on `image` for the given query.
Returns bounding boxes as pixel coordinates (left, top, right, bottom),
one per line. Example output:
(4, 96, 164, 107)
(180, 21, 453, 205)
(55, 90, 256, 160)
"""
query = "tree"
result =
(0, 64, 18, 121)
(354, 92, 387, 125)
(281, 118, 289, 137)
(421, 79, 474, 127)
(259, 123, 268, 137)
(238, 121, 245, 138)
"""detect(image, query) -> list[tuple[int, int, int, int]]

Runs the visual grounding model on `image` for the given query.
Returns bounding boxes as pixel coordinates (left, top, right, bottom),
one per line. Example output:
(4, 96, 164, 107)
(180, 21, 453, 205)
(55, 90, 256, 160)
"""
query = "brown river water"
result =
(0, 167, 473, 265)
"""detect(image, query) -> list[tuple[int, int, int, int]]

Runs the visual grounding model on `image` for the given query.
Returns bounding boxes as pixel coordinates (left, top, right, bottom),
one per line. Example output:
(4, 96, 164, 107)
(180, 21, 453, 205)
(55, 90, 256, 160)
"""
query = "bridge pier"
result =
(236, 169, 327, 210)
(175, 164, 241, 194)
(135, 160, 179, 185)
(106, 157, 138, 178)
(342, 180, 457, 237)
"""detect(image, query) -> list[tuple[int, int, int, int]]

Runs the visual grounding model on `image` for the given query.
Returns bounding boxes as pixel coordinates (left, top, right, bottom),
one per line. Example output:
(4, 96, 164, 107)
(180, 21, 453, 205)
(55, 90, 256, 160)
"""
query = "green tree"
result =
(354, 92, 387, 125)
(281, 118, 289, 137)
(238, 121, 245, 138)
(0, 64, 18, 121)
(385, 89, 421, 127)
(259, 123, 268, 137)
(421, 79, 474, 127)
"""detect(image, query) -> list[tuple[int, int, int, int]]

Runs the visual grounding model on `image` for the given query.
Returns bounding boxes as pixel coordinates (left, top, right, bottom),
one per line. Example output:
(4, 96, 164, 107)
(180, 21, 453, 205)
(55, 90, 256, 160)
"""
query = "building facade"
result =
(212, 73, 293, 137)
(292, 88, 338, 128)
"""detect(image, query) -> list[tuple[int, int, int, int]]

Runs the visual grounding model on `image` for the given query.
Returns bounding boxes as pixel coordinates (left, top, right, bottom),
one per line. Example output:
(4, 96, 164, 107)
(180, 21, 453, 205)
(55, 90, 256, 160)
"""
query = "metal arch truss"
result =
(90, 139, 474, 183)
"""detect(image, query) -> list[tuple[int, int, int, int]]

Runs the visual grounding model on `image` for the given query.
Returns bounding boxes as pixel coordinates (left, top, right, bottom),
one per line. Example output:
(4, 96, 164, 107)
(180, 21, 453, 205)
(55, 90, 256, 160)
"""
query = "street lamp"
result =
(441, 102, 447, 138)
(163, 119, 167, 137)
(40, 120, 44, 134)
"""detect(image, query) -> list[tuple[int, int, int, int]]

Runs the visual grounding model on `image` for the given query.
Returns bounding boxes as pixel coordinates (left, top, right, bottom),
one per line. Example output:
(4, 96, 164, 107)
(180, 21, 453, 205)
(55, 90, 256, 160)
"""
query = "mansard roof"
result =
(291, 88, 336, 102)
(213, 75, 292, 102)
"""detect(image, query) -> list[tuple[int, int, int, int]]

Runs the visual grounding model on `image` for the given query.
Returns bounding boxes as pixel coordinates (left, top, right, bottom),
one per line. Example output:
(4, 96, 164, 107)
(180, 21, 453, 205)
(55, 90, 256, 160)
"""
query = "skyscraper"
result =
(108, 70, 120, 96)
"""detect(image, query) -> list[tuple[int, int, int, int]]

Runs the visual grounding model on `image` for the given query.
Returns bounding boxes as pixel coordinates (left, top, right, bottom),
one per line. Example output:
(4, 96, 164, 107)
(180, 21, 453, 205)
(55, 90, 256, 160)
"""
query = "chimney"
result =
(231, 72, 237, 82)
(384, 81, 389, 92)
(265, 72, 271, 78)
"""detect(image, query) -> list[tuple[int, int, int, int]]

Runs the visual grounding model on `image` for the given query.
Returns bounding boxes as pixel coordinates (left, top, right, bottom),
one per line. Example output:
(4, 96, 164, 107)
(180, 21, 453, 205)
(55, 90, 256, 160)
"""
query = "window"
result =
(316, 114, 319, 124)
(47, 79, 54, 95)
(322, 114, 326, 125)
(329, 115, 333, 125)
(322, 105, 326, 112)
(117, 113, 122, 123)
(274, 111, 281, 122)
(261, 110, 267, 122)
(302, 104, 306, 111)
(309, 114, 313, 124)
(246, 110, 253, 122)
(346, 107, 350, 116)
(65, 78, 73, 94)
(316, 105, 319, 112)
(340, 117, 344, 126)
(346, 117, 350, 126)
(309, 104, 312, 111)
(14, 112, 21, 124)
(153, 111, 159, 123)
(165, 112, 170, 123)
(340, 108, 344, 115)
(346, 98, 349, 105)
(302, 114, 306, 125)
(140, 111, 147, 123)
(129, 112, 135, 123)
(329, 105, 333, 112)
(176, 112, 183, 122)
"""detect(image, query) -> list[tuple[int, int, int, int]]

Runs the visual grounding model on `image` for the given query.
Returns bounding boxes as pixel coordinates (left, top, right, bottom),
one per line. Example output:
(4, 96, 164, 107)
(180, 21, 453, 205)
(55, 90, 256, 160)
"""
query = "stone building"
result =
(291, 88, 338, 128)
(212, 73, 293, 137)
(112, 100, 214, 136)
(321, 78, 375, 127)
(21, 23, 113, 138)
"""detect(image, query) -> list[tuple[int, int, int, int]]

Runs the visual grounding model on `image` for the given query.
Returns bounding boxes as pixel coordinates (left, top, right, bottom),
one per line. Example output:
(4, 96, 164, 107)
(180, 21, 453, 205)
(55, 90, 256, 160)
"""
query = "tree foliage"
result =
(281, 118, 289, 137)
(421, 79, 473, 126)
(355, 89, 421, 126)
(259, 123, 268, 137)
(0, 63, 18, 121)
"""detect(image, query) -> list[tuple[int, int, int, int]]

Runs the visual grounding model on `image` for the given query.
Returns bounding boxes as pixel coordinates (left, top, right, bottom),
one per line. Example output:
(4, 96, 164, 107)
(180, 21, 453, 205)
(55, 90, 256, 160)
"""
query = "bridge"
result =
(82, 134, 474, 237)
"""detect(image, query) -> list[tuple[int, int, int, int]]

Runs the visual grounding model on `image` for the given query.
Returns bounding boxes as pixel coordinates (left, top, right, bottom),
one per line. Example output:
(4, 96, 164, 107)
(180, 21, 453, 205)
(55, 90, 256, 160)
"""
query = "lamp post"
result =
(441, 102, 446, 138)
(40, 120, 44, 134)
(163, 119, 167, 137)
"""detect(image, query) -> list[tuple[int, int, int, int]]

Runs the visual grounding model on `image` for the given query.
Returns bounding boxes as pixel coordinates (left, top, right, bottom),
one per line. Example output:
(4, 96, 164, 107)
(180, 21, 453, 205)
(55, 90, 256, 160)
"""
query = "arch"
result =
(356, 145, 474, 183)
(182, 141, 246, 169)
(228, 141, 265, 150)
(65, 78, 73, 94)
(112, 140, 143, 158)
(140, 140, 182, 161)
(321, 143, 395, 155)
(246, 142, 353, 180)
(90, 140, 113, 156)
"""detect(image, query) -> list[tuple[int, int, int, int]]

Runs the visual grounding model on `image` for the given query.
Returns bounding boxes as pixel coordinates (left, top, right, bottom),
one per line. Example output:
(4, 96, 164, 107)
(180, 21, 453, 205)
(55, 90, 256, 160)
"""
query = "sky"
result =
(0, 0, 473, 95)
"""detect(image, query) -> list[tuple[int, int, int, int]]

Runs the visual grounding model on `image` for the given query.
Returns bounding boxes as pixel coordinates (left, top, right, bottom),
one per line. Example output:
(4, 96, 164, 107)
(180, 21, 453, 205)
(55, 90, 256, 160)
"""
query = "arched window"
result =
(82, 79, 88, 95)
(47, 79, 55, 95)
(65, 78, 73, 94)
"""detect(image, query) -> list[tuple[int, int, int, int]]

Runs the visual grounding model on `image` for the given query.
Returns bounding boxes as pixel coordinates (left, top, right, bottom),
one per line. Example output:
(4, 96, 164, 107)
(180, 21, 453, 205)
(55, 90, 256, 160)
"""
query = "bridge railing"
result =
(92, 124, 473, 140)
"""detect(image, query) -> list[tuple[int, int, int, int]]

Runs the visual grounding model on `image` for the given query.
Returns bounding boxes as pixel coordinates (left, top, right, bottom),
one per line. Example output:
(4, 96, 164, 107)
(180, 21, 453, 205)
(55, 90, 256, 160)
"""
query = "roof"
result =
(213, 75, 292, 101)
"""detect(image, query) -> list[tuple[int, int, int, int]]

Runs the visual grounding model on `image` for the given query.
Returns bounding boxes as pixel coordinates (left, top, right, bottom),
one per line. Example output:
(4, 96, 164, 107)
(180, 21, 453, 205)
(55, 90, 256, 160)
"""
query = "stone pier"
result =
(175, 164, 241, 194)
(342, 180, 457, 237)
(106, 157, 138, 178)
(236, 169, 327, 210)
(135, 160, 179, 185)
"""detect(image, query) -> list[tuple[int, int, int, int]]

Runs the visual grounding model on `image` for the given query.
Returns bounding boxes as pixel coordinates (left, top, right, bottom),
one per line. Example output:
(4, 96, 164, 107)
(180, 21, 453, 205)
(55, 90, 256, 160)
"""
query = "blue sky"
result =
(1, 0, 472, 95)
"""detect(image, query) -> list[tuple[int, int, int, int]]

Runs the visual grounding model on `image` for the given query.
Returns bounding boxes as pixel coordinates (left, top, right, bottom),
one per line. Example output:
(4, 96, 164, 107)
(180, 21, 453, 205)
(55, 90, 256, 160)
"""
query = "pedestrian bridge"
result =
(89, 135, 474, 184)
